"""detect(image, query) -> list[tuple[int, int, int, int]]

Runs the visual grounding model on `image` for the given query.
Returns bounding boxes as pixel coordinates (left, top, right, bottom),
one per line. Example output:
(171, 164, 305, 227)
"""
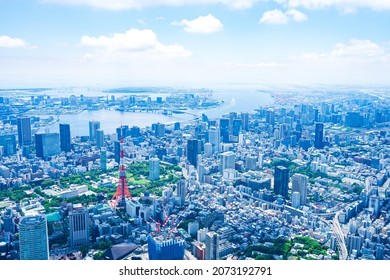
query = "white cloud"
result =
(173, 14, 223, 34)
(281, 0, 390, 12)
(0, 35, 29, 48)
(41, 0, 262, 10)
(299, 39, 388, 61)
(286, 8, 308, 22)
(259, 9, 307, 24)
(81, 28, 191, 59)
(260, 9, 289, 24)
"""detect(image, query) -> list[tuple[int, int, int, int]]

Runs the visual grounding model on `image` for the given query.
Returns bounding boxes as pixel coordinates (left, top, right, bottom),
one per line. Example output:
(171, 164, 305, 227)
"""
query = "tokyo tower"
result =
(111, 135, 132, 209)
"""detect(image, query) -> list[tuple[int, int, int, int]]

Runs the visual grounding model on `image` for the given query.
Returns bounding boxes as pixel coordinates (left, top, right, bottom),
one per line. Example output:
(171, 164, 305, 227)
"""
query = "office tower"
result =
(69, 204, 89, 248)
(35, 132, 60, 159)
(130, 126, 140, 137)
(100, 148, 107, 171)
(149, 157, 160, 181)
(176, 179, 187, 205)
(345, 112, 364, 128)
(219, 118, 230, 142)
(266, 110, 275, 125)
(19, 215, 49, 260)
(96, 129, 104, 148)
(89, 120, 100, 142)
(114, 140, 120, 163)
(228, 112, 237, 132)
(197, 163, 206, 183)
(148, 233, 186, 260)
(204, 142, 213, 157)
(292, 192, 300, 208)
(187, 139, 200, 167)
(274, 166, 289, 198)
(291, 174, 308, 205)
(59, 123, 71, 152)
(174, 122, 181, 130)
(232, 119, 242, 137)
(188, 221, 200, 236)
(221, 151, 235, 172)
(2, 209, 15, 233)
(155, 123, 165, 138)
(314, 123, 324, 149)
(17, 117, 32, 146)
(208, 126, 220, 153)
(205, 231, 219, 260)
(347, 233, 363, 256)
(245, 155, 257, 171)
(241, 112, 249, 131)
(116, 125, 129, 139)
(0, 134, 16, 156)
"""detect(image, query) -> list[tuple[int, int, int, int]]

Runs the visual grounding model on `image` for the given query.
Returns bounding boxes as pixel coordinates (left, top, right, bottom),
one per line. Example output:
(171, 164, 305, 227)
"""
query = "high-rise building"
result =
(221, 151, 235, 172)
(314, 123, 324, 149)
(35, 132, 60, 159)
(155, 123, 165, 138)
(114, 140, 120, 163)
(2, 208, 15, 233)
(219, 118, 230, 142)
(274, 166, 289, 198)
(176, 179, 187, 205)
(231, 119, 242, 137)
(241, 112, 249, 131)
(291, 174, 308, 205)
(89, 120, 100, 142)
(187, 139, 200, 167)
(17, 117, 32, 146)
(100, 148, 107, 171)
(59, 123, 71, 152)
(96, 129, 104, 148)
(291, 192, 300, 208)
(149, 157, 160, 181)
(0, 134, 16, 156)
(266, 110, 275, 125)
(19, 215, 49, 260)
(208, 126, 220, 153)
(148, 233, 185, 260)
(69, 204, 89, 248)
(205, 231, 219, 260)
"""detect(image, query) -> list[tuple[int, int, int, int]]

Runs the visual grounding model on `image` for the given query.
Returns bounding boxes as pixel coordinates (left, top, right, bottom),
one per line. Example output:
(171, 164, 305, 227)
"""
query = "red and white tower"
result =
(111, 135, 132, 209)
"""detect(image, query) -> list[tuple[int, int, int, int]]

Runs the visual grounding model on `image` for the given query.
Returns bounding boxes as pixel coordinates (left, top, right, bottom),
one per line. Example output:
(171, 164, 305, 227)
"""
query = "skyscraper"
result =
(149, 157, 160, 181)
(89, 120, 100, 142)
(314, 123, 324, 149)
(219, 118, 230, 142)
(100, 148, 107, 171)
(205, 231, 219, 260)
(96, 129, 104, 148)
(114, 140, 120, 163)
(241, 112, 249, 131)
(17, 117, 32, 146)
(176, 179, 187, 205)
(187, 139, 200, 167)
(59, 123, 71, 152)
(148, 233, 185, 260)
(155, 123, 165, 138)
(208, 126, 220, 153)
(291, 174, 308, 205)
(274, 166, 289, 198)
(19, 215, 49, 260)
(0, 134, 16, 156)
(221, 151, 235, 172)
(35, 132, 60, 159)
(69, 204, 89, 248)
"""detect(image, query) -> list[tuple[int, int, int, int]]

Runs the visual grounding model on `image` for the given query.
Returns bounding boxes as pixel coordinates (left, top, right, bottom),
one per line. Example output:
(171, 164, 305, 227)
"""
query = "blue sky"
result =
(1, 0, 390, 87)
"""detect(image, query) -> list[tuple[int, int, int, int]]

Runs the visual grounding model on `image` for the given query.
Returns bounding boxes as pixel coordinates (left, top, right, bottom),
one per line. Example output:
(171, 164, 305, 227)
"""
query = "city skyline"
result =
(1, 0, 390, 87)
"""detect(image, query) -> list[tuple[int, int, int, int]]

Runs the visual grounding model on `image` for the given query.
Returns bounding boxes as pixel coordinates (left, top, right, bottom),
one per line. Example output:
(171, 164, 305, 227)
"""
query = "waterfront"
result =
(42, 89, 274, 136)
